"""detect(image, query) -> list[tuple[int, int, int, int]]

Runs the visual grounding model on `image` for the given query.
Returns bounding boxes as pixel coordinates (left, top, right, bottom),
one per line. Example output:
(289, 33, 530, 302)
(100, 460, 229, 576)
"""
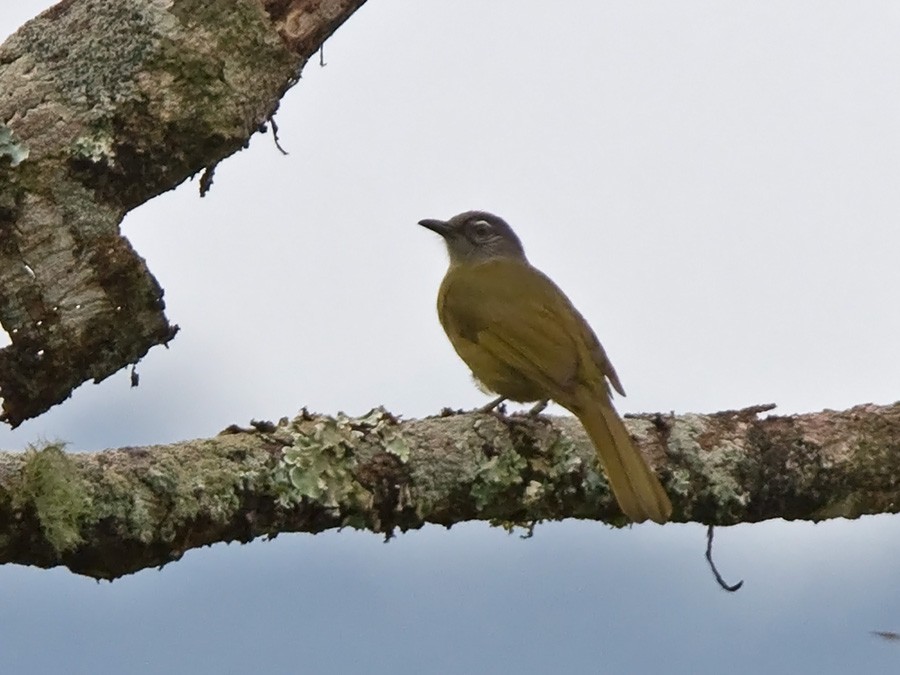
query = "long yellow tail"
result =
(574, 400, 672, 524)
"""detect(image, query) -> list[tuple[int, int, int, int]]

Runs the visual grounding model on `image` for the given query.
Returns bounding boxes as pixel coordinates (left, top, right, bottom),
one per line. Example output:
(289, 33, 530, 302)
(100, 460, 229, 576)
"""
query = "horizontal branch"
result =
(0, 401, 897, 580)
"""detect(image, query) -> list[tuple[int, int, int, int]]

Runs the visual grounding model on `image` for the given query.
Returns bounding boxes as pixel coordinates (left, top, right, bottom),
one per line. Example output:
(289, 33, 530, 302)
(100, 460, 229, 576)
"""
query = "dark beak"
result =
(418, 218, 450, 237)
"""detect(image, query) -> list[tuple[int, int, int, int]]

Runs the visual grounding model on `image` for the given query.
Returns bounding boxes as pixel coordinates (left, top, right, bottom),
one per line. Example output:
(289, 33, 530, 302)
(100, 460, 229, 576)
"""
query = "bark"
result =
(0, 0, 366, 426)
(0, 401, 897, 580)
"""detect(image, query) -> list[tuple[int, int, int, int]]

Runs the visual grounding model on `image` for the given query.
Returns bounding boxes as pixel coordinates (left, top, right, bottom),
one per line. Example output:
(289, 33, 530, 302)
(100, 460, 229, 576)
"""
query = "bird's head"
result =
(418, 211, 527, 265)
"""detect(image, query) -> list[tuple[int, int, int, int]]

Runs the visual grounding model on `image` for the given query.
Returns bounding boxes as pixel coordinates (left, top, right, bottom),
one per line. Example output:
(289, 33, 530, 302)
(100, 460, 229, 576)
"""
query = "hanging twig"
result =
(706, 524, 744, 592)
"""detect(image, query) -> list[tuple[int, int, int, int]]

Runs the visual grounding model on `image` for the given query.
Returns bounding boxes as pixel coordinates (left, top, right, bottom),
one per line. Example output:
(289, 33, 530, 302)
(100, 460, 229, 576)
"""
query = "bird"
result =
(419, 210, 672, 524)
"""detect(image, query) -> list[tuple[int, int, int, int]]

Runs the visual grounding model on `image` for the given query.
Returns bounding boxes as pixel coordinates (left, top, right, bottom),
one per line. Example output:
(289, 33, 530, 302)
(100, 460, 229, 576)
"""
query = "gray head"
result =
(418, 211, 527, 265)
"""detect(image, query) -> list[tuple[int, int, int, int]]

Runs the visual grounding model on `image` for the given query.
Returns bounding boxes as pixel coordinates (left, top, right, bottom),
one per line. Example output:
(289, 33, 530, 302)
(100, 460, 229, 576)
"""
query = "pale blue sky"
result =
(2, 2, 900, 673)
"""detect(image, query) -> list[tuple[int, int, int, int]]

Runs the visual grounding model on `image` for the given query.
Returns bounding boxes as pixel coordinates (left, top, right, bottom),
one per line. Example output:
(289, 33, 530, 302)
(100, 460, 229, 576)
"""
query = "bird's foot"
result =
(527, 399, 550, 416)
(478, 395, 507, 414)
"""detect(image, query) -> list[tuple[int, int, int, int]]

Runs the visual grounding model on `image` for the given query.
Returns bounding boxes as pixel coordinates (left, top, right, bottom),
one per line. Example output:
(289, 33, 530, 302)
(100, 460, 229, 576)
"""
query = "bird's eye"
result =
(469, 220, 492, 241)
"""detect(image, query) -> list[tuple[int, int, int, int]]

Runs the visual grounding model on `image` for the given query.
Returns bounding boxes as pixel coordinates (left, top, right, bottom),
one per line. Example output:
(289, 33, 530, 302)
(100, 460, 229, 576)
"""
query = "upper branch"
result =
(0, 0, 366, 425)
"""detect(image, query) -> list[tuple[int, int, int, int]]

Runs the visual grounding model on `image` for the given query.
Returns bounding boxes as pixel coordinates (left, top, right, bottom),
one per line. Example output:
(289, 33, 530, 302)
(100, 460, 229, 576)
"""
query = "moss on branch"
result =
(0, 402, 897, 580)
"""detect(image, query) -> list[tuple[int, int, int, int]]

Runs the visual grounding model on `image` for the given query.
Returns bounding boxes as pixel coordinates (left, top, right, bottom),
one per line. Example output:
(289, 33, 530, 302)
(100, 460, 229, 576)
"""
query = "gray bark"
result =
(0, 0, 366, 426)
(0, 402, 897, 580)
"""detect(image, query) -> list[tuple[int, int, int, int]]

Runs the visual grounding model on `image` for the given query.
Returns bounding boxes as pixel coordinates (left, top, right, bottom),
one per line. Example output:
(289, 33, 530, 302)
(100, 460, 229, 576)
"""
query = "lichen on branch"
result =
(0, 402, 896, 580)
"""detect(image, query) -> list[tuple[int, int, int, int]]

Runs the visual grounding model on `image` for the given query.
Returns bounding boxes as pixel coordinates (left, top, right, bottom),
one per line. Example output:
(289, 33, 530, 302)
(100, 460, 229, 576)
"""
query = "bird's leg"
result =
(478, 395, 507, 413)
(527, 399, 550, 416)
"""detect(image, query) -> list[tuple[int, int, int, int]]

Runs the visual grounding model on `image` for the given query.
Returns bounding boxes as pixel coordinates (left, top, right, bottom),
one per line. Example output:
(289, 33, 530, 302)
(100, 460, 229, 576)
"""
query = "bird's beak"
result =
(418, 218, 451, 237)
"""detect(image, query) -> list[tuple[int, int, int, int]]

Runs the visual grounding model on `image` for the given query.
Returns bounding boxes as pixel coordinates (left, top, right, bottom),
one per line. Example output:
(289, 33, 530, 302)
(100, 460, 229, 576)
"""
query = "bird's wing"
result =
(577, 313, 626, 397)
(439, 261, 590, 397)
(440, 260, 627, 398)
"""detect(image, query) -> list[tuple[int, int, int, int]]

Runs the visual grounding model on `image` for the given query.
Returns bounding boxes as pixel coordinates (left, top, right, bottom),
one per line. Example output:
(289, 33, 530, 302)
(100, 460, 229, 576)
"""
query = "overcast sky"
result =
(2, 2, 900, 673)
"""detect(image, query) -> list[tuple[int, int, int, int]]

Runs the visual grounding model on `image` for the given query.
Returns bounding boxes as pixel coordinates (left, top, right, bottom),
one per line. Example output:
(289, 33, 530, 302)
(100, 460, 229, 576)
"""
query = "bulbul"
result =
(419, 210, 672, 524)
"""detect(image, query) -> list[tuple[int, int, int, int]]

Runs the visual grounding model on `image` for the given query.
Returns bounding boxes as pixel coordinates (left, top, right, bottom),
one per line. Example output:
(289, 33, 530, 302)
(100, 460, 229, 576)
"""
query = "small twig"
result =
(712, 403, 778, 420)
(742, 402, 777, 415)
(705, 525, 744, 592)
(199, 163, 217, 197)
(518, 521, 537, 539)
(270, 117, 288, 156)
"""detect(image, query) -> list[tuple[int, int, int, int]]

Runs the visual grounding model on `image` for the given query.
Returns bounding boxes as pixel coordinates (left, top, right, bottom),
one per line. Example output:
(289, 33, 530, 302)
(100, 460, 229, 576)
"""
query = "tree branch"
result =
(0, 402, 897, 580)
(0, 0, 366, 425)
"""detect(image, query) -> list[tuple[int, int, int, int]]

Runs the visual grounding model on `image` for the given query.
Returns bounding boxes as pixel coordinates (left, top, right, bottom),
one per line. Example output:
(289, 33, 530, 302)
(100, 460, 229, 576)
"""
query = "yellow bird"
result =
(419, 210, 671, 524)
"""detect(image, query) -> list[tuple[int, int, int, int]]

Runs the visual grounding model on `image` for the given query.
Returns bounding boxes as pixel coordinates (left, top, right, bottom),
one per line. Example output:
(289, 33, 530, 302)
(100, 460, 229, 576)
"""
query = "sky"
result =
(2, 1, 900, 673)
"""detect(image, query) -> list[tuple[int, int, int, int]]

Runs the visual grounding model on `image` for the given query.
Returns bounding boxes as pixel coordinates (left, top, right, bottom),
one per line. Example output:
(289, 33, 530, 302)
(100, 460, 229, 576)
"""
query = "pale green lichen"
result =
(144, 442, 248, 538)
(273, 408, 413, 530)
(532, 429, 584, 482)
(469, 418, 528, 510)
(667, 466, 694, 498)
(522, 480, 545, 505)
(13, 442, 90, 553)
(667, 414, 749, 520)
(276, 411, 374, 513)
(283, 437, 357, 508)
(471, 450, 528, 509)
(72, 129, 117, 165)
(146, 0, 298, 136)
(358, 408, 411, 462)
(9, 0, 176, 114)
(83, 439, 264, 545)
(0, 125, 28, 167)
(86, 461, 158, 545)
(384, 435, 411, 462)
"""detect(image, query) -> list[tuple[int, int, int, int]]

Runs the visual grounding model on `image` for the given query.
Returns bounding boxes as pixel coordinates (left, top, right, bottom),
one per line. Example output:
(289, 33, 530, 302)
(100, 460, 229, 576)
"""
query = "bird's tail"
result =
(574, 400, 672, 524)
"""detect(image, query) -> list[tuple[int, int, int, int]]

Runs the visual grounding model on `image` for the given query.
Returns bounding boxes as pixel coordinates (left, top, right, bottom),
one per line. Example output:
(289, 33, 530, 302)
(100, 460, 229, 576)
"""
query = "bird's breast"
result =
(436, 260, 567, 403)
